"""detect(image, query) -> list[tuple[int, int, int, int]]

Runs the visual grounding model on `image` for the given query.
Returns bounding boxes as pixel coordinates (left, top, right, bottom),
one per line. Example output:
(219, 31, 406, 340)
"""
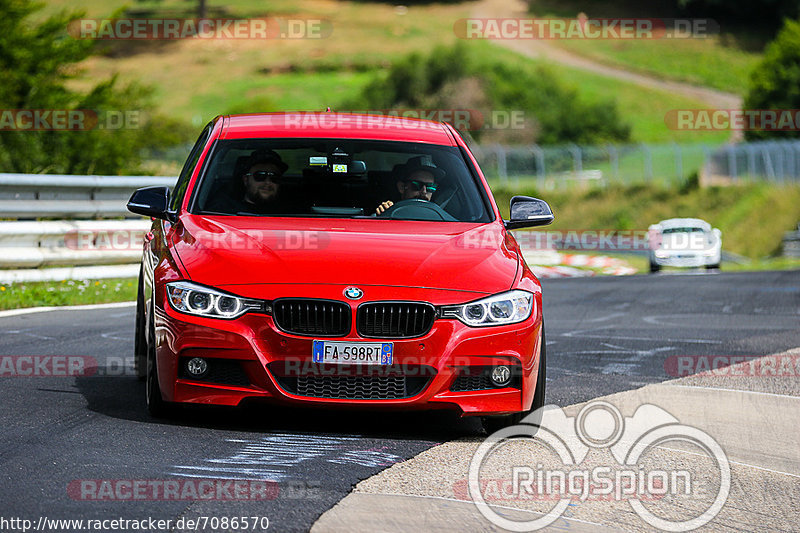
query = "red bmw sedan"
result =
(128, 113, 554, 432)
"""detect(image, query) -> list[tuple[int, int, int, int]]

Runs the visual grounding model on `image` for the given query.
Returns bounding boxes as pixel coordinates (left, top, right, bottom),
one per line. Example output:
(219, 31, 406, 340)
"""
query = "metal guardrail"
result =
(784, 226, 800, 258)
(0, 220, 150, 268)
(0, 174, 168, 281)
(0, 173, 175, 218)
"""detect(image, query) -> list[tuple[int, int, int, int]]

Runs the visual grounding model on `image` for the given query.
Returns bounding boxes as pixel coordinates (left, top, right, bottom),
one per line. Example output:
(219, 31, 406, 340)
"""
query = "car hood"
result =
(170, 215, 519, 294)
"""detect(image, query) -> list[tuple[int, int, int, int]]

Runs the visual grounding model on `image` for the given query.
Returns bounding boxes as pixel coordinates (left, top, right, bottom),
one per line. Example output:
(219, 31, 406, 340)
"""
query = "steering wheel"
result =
(377, 199, 458, 221)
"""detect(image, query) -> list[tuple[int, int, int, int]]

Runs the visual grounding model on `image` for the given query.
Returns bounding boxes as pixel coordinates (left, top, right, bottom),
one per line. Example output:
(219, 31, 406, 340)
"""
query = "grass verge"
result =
(0, 278, 137, 311)
(528, 0, 764, 95)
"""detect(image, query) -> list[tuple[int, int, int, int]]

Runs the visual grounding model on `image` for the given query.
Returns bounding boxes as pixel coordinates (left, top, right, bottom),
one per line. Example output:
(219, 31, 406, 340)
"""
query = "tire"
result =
(705, 264, 720, 270)
(649, 261, 661, 273)
(145, 303, 171, 418)
(134, 267, 147, 381)
(482, 327, 547, 434)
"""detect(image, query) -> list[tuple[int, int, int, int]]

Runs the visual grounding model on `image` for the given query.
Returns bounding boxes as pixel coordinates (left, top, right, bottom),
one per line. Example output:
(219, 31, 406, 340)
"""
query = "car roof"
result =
(657, 218, 711, 230)
(218, 113, 457, 145)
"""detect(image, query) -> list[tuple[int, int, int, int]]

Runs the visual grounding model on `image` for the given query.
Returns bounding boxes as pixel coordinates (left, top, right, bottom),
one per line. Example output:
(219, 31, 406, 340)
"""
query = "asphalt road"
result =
(0, 270, 798, 532)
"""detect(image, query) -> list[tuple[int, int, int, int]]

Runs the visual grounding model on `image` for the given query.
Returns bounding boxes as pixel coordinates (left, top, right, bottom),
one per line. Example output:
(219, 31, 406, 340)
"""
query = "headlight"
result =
(166, 281, 265, 319)
(440, 290, 534, 327)
(654, 250, 669, 259)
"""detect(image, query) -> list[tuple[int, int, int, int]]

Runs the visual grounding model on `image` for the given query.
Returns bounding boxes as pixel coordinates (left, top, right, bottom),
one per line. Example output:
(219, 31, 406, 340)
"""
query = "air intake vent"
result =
(273, 299, 351, 337)
(356, 302, 435, 338)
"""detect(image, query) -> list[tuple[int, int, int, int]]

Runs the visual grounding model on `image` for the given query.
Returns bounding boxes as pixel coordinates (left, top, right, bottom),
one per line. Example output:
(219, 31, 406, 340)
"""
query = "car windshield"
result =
(662, 227, 706, 234)
(191, 138, 492, 222)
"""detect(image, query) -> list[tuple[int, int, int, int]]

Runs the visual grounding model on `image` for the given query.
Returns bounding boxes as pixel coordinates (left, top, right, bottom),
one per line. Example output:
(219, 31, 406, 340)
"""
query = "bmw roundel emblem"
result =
(344, 286, 363, 300)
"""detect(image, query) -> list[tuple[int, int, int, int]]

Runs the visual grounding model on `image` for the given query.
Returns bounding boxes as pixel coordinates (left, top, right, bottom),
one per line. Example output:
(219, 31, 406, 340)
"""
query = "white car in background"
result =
(648, 218, 722, 272)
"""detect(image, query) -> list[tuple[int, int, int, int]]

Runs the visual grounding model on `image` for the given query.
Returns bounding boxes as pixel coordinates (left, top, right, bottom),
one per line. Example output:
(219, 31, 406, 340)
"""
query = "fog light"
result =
(490, 365, 512, 387)
(186, 357, 208, 378)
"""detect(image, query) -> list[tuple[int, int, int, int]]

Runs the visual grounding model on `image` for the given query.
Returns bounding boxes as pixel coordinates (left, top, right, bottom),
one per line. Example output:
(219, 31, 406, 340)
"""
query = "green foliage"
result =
(679, 0, 800, 33)
(347, 43, 631, 145)
(0, 0, 193, 174)
(744, 18, 800, 141)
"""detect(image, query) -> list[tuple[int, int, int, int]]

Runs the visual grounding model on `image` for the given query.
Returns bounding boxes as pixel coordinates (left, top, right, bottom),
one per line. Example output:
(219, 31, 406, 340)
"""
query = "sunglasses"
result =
(405, 180, 438, 192)
(246, 170, 280, 182)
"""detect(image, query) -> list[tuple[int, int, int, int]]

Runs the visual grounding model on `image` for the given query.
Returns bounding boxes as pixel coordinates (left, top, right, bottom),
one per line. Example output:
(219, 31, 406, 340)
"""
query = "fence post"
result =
(531, 145, 545, 189)
(673, 142, 683, 184)
(641, 143, 653, 182)
(607, 144, 619, 183)
(762, 144, 775, 182)
(726, 144, 737, 182)
(568, 144, 582, 181)
(746, 144, 756, 180)
(784, 142, 795, 181)
(494, 144, 508, 184)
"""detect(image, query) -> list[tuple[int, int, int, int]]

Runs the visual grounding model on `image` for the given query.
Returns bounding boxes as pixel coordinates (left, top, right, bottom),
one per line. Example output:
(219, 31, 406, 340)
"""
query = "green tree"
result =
(0, 0, 192, 174)
(744, 18, 800, 141)
(348, 43, 630, 145)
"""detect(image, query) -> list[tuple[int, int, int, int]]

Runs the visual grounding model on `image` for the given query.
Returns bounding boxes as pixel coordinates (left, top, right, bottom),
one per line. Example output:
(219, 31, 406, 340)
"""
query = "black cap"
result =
(246, 149, 288, 174)
(401, 156, 444, 180)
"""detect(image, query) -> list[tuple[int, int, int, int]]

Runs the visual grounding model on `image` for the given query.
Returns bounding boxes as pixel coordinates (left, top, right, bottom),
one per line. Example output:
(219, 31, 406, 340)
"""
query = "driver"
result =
(375, 158, 444, 215)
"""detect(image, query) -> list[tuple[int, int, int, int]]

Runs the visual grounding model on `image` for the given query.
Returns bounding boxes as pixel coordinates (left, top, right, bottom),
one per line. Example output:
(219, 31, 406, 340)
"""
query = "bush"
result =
(346, 43, 631, 145)
(0, 0, 193, 174)
(744, 18, 800, 141)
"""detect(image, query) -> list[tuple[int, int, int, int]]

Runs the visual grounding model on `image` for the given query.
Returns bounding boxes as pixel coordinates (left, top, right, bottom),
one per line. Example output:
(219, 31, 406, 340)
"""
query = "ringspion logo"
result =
(470, 401, 730, 531)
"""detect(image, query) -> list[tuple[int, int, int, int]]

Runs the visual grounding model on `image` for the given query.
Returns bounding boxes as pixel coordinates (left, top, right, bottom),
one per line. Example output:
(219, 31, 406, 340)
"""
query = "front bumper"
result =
(653, 252, 718, 268)
(153, 297, 543, 417)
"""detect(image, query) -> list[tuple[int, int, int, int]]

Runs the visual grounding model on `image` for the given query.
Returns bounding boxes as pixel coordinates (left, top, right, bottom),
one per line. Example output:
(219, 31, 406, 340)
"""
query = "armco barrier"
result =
(0, 220, 151, 268)
(0, 173, 174, 218)
(0, 173, 172, 283)
(784, 226, 800, 258)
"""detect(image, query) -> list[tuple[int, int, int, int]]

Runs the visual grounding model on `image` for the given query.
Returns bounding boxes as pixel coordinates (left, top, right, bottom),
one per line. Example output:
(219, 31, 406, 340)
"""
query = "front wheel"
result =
(145, 312, 171, 418)
(134, 267, 147, 381)
(482, 326, 547, 434)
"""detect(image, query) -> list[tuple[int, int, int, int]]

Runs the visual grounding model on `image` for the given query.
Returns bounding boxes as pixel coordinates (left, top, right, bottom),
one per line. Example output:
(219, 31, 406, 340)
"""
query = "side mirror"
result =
(127, 186, 174, 221)
(505, 196, 554, 230)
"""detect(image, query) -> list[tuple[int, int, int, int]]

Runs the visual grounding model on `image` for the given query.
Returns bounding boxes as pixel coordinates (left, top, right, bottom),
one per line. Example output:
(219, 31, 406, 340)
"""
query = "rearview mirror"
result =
(505, 196, 554, 230)
(127, 186, 175, 221)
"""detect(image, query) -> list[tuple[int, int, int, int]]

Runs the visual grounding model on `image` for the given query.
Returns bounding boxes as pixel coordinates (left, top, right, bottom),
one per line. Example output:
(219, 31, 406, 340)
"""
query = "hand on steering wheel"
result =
(375, 199, 457, 221)
(375, 200, 394, 216)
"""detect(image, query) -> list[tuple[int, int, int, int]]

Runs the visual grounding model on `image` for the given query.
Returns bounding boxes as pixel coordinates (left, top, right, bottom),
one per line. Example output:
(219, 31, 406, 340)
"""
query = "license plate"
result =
(312, 340, 393, 365)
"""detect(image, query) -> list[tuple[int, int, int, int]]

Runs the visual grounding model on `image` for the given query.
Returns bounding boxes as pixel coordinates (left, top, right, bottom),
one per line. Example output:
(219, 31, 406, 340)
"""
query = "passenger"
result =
(209, 150, 291, 214)
(240, 150, 289, 213)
